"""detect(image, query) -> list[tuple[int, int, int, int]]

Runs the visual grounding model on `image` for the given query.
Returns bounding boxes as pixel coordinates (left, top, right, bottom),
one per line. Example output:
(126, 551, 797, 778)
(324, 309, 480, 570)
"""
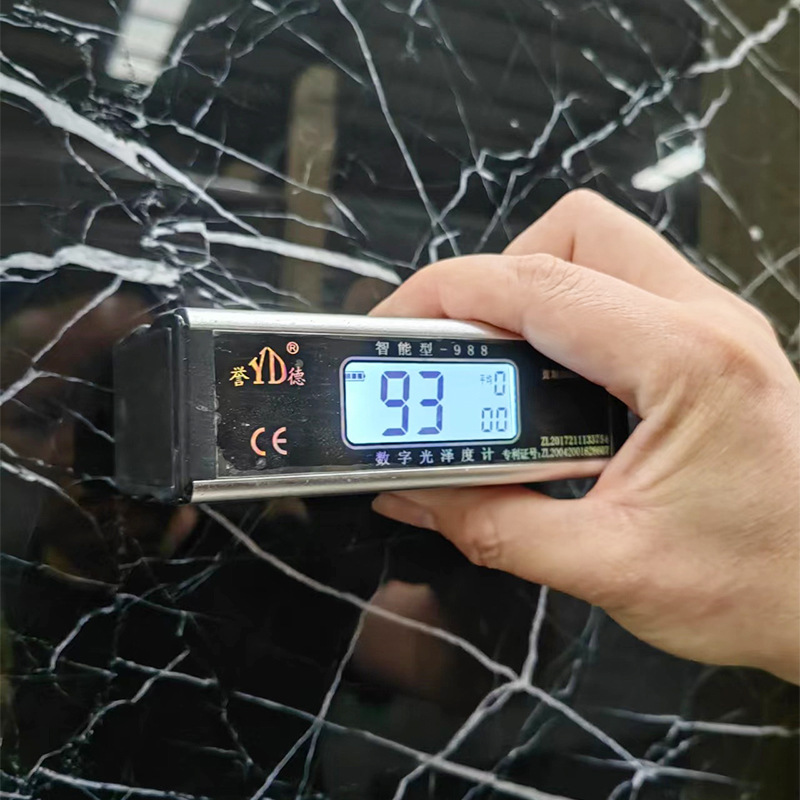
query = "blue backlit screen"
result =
(341, 360, 519, 447)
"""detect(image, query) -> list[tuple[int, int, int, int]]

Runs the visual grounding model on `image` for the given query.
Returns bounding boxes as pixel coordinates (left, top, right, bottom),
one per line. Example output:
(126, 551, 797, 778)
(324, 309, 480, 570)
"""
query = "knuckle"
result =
(696, 293, 779, 343)
(669, 317, 776, 397)
(697, 323, 765, 378)
(737, 299, 779, 339)
(458, 506, 506, 570)
(552, 188, 606, 216)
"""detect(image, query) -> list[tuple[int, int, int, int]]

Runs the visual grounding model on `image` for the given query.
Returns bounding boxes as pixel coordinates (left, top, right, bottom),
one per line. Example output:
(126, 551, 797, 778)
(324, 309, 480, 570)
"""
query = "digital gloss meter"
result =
(114, 309, 628, 502)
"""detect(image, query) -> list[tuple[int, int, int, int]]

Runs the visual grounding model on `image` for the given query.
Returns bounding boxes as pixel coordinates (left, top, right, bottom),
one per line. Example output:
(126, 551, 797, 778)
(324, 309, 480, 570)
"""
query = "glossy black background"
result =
(1, 1, 797, 798)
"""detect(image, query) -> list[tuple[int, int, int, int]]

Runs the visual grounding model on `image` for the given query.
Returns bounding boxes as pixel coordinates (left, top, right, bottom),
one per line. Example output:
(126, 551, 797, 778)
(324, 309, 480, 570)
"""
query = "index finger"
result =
(504, 190, 715, 301)
(371, 253, 680, 414)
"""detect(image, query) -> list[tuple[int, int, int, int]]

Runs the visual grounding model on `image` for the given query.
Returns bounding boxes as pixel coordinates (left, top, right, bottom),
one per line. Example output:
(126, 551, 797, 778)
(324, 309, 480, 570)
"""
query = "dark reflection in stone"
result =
(0, 1, 797, 798)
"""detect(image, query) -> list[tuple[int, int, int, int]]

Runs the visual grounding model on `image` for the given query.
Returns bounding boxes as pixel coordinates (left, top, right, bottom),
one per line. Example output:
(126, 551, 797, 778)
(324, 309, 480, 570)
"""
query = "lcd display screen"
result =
(341, 359, 519, 447)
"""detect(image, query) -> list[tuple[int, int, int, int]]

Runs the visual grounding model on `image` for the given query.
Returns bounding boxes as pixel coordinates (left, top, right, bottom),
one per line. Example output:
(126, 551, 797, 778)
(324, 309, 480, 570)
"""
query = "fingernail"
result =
(372, 492, 438, 531)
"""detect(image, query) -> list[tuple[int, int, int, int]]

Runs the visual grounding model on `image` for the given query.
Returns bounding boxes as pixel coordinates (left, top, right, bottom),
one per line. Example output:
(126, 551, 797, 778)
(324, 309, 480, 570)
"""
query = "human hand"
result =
(370, 190, 800, 683)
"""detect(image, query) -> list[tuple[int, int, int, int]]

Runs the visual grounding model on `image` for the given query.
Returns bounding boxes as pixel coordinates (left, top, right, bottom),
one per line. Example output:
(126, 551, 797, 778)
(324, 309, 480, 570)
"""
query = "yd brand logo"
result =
(249, 346, 286, 385)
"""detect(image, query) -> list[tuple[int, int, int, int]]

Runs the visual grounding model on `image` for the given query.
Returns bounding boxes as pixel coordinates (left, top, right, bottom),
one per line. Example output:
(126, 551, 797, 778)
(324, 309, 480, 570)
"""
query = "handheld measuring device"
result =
(114, 308, 628, 502)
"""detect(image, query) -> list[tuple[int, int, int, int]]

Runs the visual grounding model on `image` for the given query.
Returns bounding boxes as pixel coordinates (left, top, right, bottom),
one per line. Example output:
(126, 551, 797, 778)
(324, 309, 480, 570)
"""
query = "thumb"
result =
(372, 486, 634, 604)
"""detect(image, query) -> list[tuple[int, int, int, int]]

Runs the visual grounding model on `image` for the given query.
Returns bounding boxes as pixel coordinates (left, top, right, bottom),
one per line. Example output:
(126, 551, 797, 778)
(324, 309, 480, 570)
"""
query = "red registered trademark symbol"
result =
(286, 341, 299, 355)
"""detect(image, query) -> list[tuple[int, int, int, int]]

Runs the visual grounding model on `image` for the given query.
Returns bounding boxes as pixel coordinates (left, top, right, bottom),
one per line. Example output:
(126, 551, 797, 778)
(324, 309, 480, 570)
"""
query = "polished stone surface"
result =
(1, 1, 798, 798)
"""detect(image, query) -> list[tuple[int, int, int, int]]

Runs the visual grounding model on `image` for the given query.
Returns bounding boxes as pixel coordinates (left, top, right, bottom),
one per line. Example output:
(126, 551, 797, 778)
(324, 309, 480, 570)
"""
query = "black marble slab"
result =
(1, 1, 798, 798)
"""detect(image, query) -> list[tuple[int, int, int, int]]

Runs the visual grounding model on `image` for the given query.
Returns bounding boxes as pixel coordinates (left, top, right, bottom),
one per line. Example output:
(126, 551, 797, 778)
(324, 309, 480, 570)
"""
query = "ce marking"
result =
(250, 426, 288, 456)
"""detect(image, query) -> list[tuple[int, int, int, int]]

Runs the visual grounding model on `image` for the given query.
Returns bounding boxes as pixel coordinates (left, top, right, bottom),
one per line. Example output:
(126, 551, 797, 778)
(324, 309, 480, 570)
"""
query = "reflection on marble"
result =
(1, 1, 798, 798)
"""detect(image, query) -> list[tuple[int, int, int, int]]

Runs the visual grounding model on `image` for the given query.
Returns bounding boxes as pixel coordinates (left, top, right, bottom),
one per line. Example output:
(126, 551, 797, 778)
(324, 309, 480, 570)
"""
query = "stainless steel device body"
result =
(114, 309, 624, 502)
